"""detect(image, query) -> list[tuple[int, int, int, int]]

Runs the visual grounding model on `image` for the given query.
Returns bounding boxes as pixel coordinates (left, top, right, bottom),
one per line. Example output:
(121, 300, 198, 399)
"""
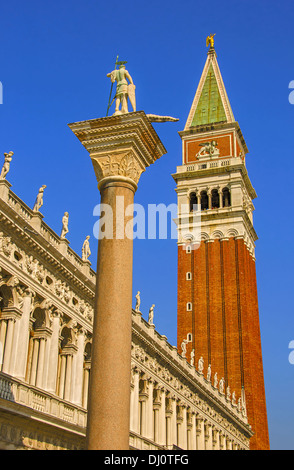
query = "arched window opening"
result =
(186, 302, 192, 311)
(189, 192, 198, 212)
(211, 189, 220, 209)
(222, 188, 231, 207)
(200, 191, 208, 211)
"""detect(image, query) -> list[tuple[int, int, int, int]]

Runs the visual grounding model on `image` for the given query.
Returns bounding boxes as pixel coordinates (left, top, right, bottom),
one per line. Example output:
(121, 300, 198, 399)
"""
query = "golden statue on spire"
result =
(206, 33, 216, 49)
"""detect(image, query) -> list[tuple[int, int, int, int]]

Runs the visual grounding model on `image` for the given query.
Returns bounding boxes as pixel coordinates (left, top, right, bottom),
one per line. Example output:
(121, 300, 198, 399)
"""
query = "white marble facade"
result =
(0, 179, 252, 450)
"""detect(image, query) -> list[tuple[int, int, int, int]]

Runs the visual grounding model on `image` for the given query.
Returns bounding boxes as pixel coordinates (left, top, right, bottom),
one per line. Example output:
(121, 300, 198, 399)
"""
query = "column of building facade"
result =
(187, 410, 197, 450)
(153, 385, 166, 446)
(64, 344, 77, 402)
(146, 377, 155, 440)
(35, 327, 52, 389)
(212, 425, 220, 450)
(177, 402, 188, 449)
(157, 386, 166, 446)
(196, 414, 205, 450)
(1, 307, 21, 375)
(29, 333, 40, 386)
(219, 432, 225, 450)
(71, 328, 86, 406)
(13, 289, 35, 380)
(205, 421, 213, 450)
(138, 374, 149, 438)
(46, 310, 61, 393)
(130, 366, 139, 434)
(82, 359, 91, 409)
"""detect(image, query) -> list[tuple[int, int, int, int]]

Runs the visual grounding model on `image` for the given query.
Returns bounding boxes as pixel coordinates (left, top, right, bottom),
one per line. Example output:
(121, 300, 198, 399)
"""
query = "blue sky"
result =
(0, 0, 294, 450)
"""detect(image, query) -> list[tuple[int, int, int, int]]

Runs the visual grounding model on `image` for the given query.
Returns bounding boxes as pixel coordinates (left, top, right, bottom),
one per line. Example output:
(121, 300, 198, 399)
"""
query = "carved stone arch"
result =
(32, 300, 52, 328)
(200, 232, 209, 241)
(84, 340, 92, 361)
(60, 325, 75, 349)
(226, 228, 239, 238)
(32, 306, 46, 331)
(0, 284, 15, 309)
(212, 230, 224, 240)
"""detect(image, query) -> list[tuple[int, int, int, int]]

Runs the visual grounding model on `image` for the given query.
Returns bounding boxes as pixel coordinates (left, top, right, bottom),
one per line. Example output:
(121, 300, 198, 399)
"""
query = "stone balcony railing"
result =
(0, 372, 87, 430)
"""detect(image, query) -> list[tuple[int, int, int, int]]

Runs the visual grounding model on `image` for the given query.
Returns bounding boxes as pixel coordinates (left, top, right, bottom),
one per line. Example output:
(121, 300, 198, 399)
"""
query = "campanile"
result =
(173, 40, 270, 449)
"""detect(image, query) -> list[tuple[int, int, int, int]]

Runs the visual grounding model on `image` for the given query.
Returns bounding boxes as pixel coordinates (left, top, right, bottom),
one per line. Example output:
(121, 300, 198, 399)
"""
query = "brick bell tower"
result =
(173, 40, 270, 450)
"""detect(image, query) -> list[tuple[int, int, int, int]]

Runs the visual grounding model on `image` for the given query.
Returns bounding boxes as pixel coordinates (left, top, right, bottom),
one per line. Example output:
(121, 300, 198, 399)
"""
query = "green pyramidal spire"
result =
(185, 48, 235, 130)
(191, 63, 226, 126)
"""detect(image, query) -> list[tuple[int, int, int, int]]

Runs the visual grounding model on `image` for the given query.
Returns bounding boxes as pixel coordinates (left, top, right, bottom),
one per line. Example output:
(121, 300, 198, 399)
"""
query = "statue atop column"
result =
(82, 235, 91, 261)
(0, 151, 14, 180)
(33, 185, 46, 212)
(107, 62, 136, 116)
(61, 212, 69, 238)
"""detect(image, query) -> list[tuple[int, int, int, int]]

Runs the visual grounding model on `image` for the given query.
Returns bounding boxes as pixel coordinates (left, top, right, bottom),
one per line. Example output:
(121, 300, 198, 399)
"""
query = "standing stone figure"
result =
(207, 364, 211, 382)
(219, 377, 225, 394)
(0, 151, 14, 180)
(33, 185, 46, 212)
(181, 340, 187, 358)
(232, 391, 236, 406)
(214, 372, 218, 388)
(198, 356, 204, 374)
(61, 212, 69, 239)
(190, 349, 195, 366)
(135, 291, 141, 313)
(148, 304, 155, 325)
(107, 64, 136, 115)
(226, 385, 231, 401)
(82, 235, 91, 261)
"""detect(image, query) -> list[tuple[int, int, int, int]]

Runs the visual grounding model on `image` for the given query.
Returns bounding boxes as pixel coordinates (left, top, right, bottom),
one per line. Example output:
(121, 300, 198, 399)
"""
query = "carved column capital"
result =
(68, 111, 167, 192)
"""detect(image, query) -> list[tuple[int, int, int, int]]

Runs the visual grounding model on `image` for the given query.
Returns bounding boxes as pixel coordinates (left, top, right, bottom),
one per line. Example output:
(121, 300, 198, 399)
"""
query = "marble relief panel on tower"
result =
(183, 130, 244, 165)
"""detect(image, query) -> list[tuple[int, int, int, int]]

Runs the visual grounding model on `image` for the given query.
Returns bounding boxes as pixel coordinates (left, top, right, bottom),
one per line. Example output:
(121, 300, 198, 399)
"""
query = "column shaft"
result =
(86, 180, 135, 450)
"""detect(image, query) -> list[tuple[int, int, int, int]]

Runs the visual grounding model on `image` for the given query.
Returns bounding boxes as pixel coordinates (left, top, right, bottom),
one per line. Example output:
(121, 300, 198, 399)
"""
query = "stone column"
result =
(82, 361, 91, 409)
(205, 421, 212, 450)
(190, 412, 197, 450)
(196, 415, 205, 450)
(30, 338, 40, 385)
(171, 397, 178, 448)
(130, 367, 140, 434)
(58, 353, 67, 398)
(36, 336, 46, 388)
(158, 388, 166, 446)
(46, 310, 61, 393)
(69, 111, 166, 450)
(14, 289, 34, 380)
(139, 378, 149, 438)
(72, 329, 86, 406)
(1, 307, 21, 374)
(146, 378, 154, 440)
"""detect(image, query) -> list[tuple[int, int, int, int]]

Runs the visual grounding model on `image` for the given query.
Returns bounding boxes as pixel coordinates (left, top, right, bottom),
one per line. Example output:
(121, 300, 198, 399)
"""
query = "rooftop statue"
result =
(206, 33, 216, 49)
(82, 235, 91, 261)
(0, 151, 14, 180)
(33, 185, 46, 212)
(61, 212, 69, 239)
